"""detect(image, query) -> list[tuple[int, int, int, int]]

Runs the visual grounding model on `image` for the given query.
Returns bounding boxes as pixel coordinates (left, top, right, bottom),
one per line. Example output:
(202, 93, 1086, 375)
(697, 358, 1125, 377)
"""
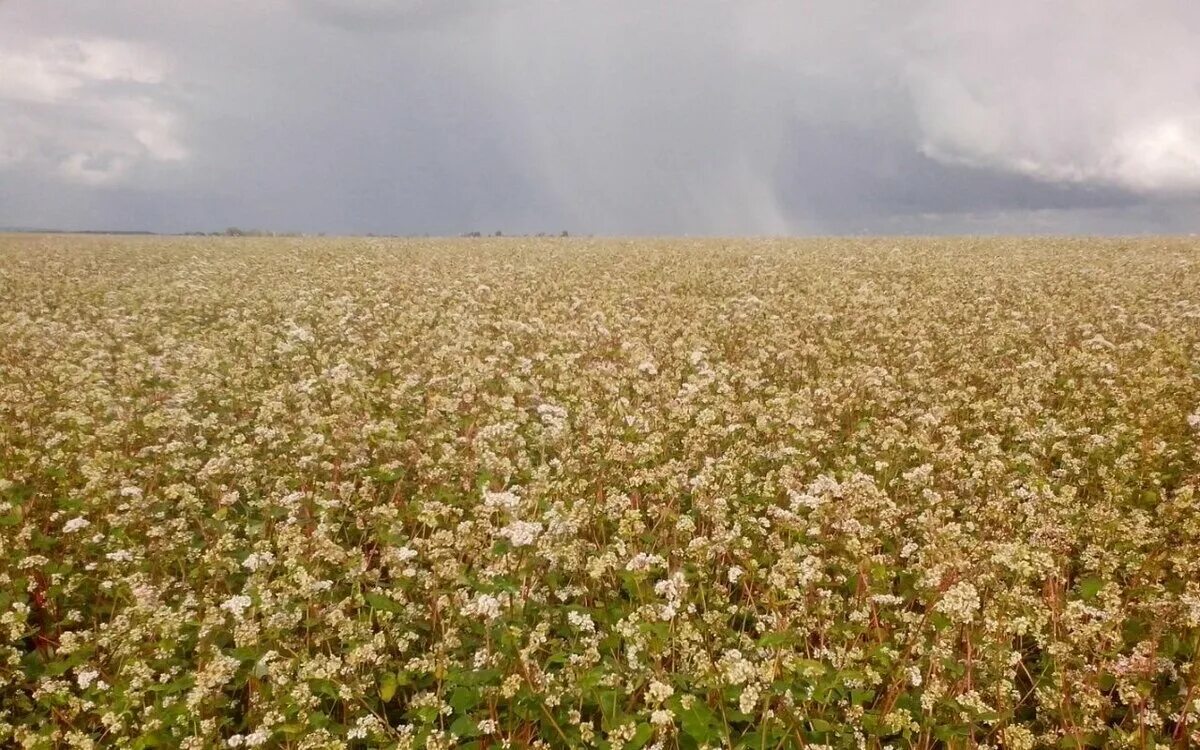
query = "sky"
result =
(2, 0, 1199, 236)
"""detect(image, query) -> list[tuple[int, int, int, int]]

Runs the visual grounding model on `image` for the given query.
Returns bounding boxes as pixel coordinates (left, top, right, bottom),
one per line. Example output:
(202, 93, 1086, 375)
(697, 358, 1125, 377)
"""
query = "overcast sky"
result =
(2, 1, 1199, 235)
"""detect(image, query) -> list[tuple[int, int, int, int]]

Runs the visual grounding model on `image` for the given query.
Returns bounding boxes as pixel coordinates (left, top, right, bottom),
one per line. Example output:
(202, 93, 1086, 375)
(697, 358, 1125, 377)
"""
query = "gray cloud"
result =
(901, 1, 1200, 193)
(0, 34, 186, 186)
(292, 0, 490, 31)
(1, 0, 1198, 234)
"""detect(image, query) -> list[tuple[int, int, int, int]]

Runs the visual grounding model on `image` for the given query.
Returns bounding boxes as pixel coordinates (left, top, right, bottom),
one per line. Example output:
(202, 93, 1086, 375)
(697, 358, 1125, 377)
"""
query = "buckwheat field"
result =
(3, 234, 1200, 750)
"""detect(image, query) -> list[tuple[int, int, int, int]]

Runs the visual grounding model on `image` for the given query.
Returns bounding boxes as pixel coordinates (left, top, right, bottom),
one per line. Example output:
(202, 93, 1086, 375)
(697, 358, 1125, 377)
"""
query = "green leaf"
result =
(364, 592, 403, 613)
(861, 712, 885, 736)
(379, 672, 398, 703)
(310, 678, 340, 699)
(681, 701, 718, 743)
(132, 733, 165, 749)
(450, 715, 480, 737)
(1078, 577, 1103, 600)
(792, 658, 826, 676)
(850, 688, 875, 706)
(449, 686, 480, 712)
(146, 677, 191, 694)
(737, 730, 784, 748)
(757, 631, 796, 648)
(230, 646, 261, 662)
(934, 724, 968, 742)
(44, 647, 93, 676)
(628, 723, 654, 749)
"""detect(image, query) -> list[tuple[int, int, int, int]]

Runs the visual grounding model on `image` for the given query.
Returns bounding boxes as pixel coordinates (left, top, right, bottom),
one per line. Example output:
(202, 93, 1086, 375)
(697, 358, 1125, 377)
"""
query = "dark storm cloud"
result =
(777, 124, 1147, 232)
(2, 0, 1199, 235)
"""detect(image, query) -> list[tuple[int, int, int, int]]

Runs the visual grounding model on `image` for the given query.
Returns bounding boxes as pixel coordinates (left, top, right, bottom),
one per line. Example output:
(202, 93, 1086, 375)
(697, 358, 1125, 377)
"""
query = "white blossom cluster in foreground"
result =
(1, 235, 1199, 749)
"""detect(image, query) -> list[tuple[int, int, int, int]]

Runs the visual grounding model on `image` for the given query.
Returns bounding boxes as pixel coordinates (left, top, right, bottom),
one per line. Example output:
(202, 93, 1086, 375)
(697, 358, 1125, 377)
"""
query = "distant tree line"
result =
(461, 230, 571, 238)
(175, 228, 577, 238)
(195, 228, 305, 237)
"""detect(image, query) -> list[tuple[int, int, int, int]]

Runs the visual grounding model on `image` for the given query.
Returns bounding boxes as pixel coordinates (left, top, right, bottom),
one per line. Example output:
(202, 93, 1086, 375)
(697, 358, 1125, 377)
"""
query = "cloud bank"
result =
(0, 35, 185, 186)
(903, 1, 1200, 193)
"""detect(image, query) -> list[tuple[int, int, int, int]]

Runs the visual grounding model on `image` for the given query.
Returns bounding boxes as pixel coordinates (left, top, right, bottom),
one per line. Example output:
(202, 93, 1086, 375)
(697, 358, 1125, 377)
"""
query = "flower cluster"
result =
(1, 234, 1199, 749)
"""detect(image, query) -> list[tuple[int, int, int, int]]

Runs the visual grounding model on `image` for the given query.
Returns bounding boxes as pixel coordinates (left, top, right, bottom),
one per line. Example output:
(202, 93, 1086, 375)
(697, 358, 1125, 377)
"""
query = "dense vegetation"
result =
(2, 235, 1199, 749)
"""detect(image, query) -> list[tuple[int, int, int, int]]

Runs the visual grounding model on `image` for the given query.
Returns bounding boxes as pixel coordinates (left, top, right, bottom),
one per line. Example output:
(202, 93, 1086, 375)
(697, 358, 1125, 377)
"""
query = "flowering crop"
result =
(1, 234, 1199, 749)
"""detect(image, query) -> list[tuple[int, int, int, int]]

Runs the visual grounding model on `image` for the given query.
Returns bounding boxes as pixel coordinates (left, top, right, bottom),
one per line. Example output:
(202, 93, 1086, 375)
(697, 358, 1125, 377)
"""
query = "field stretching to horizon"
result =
(1, 234, 1199, 750)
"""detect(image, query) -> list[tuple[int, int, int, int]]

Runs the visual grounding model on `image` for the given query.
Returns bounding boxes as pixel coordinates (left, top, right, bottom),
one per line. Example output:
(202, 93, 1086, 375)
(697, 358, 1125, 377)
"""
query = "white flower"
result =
(76, 669, 100, 690)
(463, 593, 505, 621)
(646, 679, 674, 703)
(62, 517, 90, 533)
(537, 402, 569, 436)
(654, 571, 688, 620)
(653, 572, 686, 599)
(937, 581, 981, 624)
(1001, 724, 1036, 750)
(497, 520, 542, 548)
(242, 552, 275, 572)
(626, 553, 666, 572)
(477, 719, 499, 735)
(738, 683, 761, 714)
(482, 489, 522, 513)
(727, 566, 744, 584)
(286, 322, 314, 343)
(1181, 591, 1200, 628)
(567, 611, 595, 633)
(718, 649, 756, 686)
(347, 715, 381, 740)
(537, 402, 568, 420)
(220, 595, 253, 621)
(131, 582, 159, 608)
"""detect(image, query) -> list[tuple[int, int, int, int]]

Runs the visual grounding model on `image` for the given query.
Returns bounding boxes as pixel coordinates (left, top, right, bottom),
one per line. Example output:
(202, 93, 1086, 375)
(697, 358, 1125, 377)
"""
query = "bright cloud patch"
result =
(902, 1, 1200, 194)
(1111, 118, 1200, 192)
(0, 36, 186, 186)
